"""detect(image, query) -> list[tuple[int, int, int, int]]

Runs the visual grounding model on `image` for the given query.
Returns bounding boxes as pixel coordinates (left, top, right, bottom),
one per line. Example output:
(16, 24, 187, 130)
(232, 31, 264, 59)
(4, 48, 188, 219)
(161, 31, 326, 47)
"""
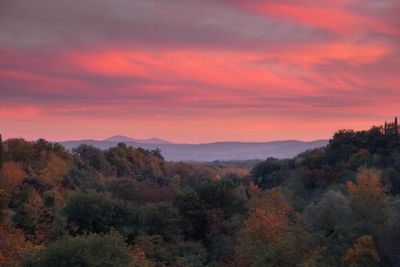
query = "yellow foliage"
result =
(347, 167, 389, 223)
(251, 187, 291, 213)
(347, 168, 385, 200)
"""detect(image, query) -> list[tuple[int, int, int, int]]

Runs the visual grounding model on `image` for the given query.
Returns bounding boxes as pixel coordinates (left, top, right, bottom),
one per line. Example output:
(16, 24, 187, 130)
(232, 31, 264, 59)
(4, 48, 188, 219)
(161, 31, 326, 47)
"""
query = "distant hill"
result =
(60, 138, 329, 161)
(104, 135, 173, 144)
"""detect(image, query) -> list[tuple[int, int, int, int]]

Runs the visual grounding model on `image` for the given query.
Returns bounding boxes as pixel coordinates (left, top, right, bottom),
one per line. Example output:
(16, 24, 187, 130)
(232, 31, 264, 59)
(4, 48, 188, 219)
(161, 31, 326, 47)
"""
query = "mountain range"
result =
(59, 136, 329, 161)
(104, 135, 173, 144)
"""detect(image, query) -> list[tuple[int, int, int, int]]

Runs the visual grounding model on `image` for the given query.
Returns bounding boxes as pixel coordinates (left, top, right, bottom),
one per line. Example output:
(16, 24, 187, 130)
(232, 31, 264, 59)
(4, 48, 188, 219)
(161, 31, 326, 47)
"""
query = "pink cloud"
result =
(0, 105, 41, 119)
(238, 0, 400, 36)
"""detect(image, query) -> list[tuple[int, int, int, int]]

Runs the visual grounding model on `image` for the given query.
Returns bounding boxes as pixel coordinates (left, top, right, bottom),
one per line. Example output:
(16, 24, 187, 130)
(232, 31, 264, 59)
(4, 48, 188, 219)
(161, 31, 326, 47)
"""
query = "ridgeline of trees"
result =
(1, 119, 400, 266)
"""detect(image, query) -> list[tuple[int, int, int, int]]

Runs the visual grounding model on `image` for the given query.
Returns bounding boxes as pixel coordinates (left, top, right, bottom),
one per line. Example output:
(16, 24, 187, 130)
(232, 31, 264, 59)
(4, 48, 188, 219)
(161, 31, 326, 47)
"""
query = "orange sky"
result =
(0, 0, 399, 143)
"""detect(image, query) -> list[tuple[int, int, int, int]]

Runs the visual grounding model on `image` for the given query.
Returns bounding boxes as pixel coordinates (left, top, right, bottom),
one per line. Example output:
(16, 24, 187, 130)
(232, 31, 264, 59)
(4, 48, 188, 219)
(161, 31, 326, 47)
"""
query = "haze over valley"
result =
(60, 136, 328, 161)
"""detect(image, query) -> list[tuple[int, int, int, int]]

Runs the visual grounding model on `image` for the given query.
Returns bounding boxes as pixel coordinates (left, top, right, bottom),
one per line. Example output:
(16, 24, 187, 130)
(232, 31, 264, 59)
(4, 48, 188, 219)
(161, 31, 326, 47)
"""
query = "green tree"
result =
(25, 230, 137, 267)
(138, 202, 181, 241)
(64, 191, 116, 234)
(251, 158, 283, 190)
(108, 178, 138, 201)
(4, 138, 35, 167)
(304, 190, 354, 233)
(196, 179, 247, 218)
(63, 166, 106, 191)
(173, 190, 207, 240)
(106, 143, 164, 182)
(73, 144, 112, 176)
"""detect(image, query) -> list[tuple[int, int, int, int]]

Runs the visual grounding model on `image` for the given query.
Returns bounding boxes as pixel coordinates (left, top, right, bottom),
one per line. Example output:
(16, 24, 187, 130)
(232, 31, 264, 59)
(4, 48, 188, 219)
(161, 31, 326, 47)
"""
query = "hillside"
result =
(1, 120, 400, 266)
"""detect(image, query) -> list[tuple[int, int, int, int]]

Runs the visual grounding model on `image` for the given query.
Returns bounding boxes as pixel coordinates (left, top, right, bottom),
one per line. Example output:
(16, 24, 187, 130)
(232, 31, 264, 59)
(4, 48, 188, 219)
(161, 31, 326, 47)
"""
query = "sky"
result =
(0, 0, 399, 143)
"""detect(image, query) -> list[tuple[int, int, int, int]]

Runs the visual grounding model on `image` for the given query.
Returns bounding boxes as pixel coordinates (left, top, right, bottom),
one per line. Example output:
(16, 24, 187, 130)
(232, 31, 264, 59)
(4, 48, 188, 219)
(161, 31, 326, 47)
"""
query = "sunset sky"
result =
(1, 0, 399, 143)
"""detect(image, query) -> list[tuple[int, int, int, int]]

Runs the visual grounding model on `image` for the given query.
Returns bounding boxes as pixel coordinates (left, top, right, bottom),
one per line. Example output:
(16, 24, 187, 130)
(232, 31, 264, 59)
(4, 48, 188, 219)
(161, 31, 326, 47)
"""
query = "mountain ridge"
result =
(104, 135, 173, 144)
(60, 138, 329, 161)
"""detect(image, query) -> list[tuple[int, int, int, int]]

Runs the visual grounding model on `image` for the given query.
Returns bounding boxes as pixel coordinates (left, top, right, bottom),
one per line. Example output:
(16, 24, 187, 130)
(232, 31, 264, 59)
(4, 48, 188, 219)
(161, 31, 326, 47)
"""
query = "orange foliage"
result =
(244, 207, 287, 243)
(236, 187, 310, 265)
(129, 244, 155, 267)
(24, 188, 55, 244)
(0, 223, 36, 266)
(241, 187, 298, 244)
(343, 235, 380, 267)
(0, 161, 26, 193)
(130, 244, 146, 261)
(347, 168, 385, 200)
(248, 182, 261, 196)
(0, 162, 25, 220)
(251, 186, 291, 213)
(38, 152, 70, 187)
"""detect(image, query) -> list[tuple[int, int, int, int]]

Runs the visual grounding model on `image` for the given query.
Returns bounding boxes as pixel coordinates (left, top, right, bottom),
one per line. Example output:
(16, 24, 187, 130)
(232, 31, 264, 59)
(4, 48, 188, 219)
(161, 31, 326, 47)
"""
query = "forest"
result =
(1, 120, 400, 266)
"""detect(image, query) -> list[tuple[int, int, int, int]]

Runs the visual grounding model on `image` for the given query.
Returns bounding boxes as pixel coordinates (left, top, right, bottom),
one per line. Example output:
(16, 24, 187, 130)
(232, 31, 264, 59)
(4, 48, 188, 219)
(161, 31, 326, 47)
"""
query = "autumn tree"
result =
(0, 162, 26, 220)
(3, 139, 72, 191)
(0, 161, 26, 193)
(242, 188, 292, 244)
(26, 188, 59, 243)
(236, 187, 314, 266)
(343, 235, 380, 267)
(347, 167, 389, 224)
(36, 152, 70, 188)
(0, 222, 34, 266)
(10, 184, 61, 244)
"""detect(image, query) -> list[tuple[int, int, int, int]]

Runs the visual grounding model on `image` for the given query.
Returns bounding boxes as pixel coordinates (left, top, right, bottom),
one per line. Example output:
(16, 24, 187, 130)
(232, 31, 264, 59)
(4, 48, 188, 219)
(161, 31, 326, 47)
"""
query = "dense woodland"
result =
(1, 120, 400, 266)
